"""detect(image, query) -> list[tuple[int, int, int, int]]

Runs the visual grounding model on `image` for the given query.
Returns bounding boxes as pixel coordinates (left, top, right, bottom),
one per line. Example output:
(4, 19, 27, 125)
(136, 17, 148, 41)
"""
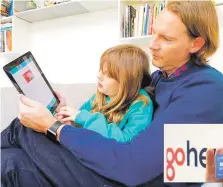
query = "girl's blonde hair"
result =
(167, 0, 219, 64)
(92, 44, 152, 124)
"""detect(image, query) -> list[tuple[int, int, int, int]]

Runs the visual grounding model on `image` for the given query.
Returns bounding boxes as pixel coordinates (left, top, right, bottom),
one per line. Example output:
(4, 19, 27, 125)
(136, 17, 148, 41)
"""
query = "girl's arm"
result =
(74, 99, 153, 143)
(56, 95, 95, 123)
(78, 94, 95, 111)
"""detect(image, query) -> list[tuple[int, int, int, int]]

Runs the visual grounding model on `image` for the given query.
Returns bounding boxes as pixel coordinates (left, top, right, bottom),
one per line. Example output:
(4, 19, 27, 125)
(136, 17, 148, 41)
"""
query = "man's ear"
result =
(189, 37, 205, 54)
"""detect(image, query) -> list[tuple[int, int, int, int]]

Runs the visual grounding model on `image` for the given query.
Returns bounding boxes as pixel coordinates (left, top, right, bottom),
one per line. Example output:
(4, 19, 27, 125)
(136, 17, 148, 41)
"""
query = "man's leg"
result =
(1, 148, 53, 187)
(1, 118, 122, 187)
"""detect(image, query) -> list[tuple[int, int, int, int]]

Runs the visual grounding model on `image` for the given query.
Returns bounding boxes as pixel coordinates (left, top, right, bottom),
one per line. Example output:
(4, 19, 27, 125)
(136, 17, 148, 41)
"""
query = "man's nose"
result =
(149, 35, 160, 50)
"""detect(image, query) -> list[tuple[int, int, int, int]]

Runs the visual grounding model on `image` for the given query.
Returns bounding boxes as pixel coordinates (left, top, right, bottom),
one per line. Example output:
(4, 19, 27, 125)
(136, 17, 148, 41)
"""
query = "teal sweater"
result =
(74, 89, 153, 142)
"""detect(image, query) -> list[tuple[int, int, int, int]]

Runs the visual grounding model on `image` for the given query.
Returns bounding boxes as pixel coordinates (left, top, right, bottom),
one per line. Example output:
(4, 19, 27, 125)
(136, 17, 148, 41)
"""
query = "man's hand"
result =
(18, 95, 57, 134)
(206, 148, 223, 182)
(56, 106, 80, 124)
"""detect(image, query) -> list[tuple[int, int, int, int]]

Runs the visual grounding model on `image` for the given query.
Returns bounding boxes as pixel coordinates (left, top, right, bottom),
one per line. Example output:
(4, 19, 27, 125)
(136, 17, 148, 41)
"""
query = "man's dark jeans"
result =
(1, 118, 123, 187)
(1, 118, 196, 187)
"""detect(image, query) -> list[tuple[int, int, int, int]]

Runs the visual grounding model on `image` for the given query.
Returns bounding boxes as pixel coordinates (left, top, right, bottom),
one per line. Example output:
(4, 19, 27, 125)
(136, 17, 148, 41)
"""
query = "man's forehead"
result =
(154, 9, 187, 36)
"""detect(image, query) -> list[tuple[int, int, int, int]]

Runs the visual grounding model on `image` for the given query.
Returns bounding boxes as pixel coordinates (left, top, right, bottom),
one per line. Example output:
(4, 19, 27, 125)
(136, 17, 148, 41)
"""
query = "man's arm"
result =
(58, 79, 223, 186)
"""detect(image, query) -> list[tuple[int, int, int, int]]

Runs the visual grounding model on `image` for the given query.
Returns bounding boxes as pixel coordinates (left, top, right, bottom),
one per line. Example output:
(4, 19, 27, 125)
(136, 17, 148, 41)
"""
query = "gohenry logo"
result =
(166, 140, 216, 181)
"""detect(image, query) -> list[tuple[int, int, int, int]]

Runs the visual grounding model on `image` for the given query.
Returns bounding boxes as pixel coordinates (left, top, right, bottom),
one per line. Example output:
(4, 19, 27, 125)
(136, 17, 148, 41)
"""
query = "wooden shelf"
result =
(120, 35, 153, 45)
(216, 2, 223, 5)
(0, 51, 18, 58)
(15, 1, 117, 23)
(0, 16, 12, 24)
(122, 0, 164, 6)
(118, 0, 164, 46)
(0, 51, 26, 63)
(0, 51, 13, 55)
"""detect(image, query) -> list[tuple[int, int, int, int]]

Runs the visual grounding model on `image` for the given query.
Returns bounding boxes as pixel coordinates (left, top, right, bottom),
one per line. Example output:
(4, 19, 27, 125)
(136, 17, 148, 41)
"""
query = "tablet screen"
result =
(4, 52, 60, 115)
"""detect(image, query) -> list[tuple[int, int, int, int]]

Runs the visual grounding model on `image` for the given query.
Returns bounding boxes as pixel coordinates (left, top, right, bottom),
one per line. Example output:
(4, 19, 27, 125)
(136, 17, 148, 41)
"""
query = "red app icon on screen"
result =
(23, 70, 34, 83)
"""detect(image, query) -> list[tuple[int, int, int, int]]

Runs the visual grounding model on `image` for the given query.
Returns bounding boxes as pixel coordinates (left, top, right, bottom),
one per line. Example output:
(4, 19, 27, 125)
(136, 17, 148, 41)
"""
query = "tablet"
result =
(3, 51, 60, 115)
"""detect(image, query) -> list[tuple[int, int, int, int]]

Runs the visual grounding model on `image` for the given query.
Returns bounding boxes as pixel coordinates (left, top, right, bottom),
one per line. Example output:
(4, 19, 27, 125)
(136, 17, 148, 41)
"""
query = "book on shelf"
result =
(123, 2, 165, 38)
(44, 0, 71, 7)
(125, 5, 136, 38)
(0, 0, 13, 18)
(16, 0, 72, 12)
(0, 23, 12, 52)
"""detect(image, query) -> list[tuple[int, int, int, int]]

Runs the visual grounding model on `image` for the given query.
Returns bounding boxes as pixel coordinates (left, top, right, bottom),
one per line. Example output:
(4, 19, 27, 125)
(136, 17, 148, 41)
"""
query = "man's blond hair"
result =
(167, 0, 219, 64)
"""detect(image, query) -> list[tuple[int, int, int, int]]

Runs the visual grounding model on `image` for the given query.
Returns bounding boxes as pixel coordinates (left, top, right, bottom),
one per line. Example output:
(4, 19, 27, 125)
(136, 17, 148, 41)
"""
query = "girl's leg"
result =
(1, 118, 121, 187)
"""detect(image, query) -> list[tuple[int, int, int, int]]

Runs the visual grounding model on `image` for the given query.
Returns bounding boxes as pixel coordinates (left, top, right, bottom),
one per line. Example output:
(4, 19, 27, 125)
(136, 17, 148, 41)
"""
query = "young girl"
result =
(56, 44, 154, 143)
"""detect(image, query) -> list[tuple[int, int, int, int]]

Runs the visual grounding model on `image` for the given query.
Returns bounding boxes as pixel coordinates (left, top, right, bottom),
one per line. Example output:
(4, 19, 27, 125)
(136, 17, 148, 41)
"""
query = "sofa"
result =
(0, 83, 97, 131)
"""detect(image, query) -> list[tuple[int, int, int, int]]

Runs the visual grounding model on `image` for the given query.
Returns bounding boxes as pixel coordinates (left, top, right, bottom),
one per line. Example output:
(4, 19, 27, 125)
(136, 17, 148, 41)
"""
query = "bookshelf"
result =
(0, 18, 13, 55)
(118, 0, 223, 46)
(0, 0, 117, 56)
(14, 1, 117, 23)
(1, 16, 12, 24)
(0, 0, 222, 56)
(118, 0, 223, 73)
(0, 15, 30, 57)
(118, 0, 165, 46)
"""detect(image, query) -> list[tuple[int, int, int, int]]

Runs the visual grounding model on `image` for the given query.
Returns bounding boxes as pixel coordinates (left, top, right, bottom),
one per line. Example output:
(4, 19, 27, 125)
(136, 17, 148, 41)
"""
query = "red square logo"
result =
(23, 70, 34, 83)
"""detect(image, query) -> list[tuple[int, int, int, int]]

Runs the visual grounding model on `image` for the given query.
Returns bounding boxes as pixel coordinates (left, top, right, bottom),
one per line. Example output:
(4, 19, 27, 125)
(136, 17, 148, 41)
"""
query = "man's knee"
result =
(1, 148, 51, 187)
(1, 149, 35, 176)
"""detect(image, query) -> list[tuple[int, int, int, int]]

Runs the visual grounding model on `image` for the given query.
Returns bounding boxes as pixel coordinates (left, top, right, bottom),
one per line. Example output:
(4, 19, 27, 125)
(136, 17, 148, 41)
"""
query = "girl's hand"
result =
(56, 106, 80, 123)
(54, 90, 67, 113)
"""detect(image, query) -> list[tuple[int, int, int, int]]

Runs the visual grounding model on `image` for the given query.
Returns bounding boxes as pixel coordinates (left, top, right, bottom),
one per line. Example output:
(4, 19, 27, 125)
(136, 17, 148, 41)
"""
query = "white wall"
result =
(0, 56, 19, 87)
(0, 6, 223, 87)
(0, 8, 119, 87)
(209, 5, 223, 72)
(29, 8, 119, 85)
(29, 5, 223, 82)
(209, 27, 223, 72)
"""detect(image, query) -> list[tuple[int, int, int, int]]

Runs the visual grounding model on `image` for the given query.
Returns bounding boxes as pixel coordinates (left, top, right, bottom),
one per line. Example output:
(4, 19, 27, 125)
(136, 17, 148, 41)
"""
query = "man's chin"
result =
(152, 59, 162, 69)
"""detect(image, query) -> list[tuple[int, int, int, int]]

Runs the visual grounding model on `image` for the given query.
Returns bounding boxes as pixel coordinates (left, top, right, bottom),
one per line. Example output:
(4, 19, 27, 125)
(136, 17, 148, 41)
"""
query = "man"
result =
(1, 1, 223, 187)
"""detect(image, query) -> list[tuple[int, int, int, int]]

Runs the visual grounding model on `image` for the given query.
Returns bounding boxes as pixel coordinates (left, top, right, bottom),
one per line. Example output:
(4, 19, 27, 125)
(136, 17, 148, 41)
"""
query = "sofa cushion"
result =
(0, 83, 97, 131)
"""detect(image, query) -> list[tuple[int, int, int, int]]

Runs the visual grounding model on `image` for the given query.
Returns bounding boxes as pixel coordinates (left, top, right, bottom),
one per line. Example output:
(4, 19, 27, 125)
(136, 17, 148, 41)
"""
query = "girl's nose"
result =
(97, 71, 103, 81)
